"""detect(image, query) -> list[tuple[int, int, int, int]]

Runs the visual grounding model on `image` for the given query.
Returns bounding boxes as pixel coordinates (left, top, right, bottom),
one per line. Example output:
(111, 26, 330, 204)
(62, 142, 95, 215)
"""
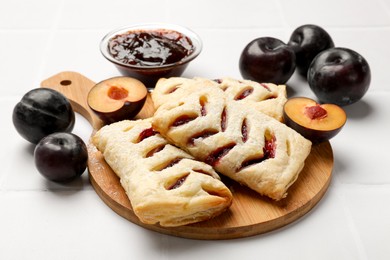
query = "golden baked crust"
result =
(151, 77, 287, 121)
(152, 87, 311, 201)
(92, 119, 233, 227)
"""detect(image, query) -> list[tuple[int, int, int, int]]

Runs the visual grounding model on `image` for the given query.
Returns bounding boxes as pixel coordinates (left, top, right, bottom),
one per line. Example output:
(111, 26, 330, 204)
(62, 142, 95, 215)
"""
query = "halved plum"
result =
(87, 76, 148, 124)
(283, 97, 346, 144)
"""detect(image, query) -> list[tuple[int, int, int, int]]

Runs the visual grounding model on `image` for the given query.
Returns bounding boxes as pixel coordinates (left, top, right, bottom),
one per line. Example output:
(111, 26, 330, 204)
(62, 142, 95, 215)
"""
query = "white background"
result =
(1, 0, 390, 259)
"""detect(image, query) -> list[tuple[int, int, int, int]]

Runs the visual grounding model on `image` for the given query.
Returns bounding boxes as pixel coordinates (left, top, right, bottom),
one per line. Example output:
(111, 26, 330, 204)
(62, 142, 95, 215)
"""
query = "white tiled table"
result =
(1, 1, 390, 259)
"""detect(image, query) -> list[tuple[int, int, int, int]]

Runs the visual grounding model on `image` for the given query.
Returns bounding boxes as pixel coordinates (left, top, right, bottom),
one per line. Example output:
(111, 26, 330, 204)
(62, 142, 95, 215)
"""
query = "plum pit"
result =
(108, 86, 129, 100)
(304, 104, 327, 120)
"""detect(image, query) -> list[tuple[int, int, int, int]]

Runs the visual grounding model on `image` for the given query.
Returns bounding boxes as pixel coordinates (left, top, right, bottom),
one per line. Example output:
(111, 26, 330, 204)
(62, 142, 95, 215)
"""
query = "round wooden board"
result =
(41, 71, 333, 240)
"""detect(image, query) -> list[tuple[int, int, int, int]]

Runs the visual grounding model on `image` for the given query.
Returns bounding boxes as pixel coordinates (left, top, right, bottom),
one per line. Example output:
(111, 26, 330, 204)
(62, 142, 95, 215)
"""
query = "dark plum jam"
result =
(108, 29, 194, 67)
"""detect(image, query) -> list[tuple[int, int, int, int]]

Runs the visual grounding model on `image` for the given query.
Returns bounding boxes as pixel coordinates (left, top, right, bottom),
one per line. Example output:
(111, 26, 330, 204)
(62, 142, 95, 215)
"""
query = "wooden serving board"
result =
(41, 71, 333, 240)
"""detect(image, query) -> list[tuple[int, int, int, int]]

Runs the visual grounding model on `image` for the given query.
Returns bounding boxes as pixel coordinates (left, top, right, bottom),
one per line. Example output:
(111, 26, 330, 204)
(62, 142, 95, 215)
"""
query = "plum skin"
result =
(239, 37, 296, 84)
(284, 113, 343, 144)
(13, 88, 75, 144)
(87, 76, 148, 124)
(288, 24, 334, 77)
(308, 47, 371, 106)
(34, 132, 88, 182)
(283, 97, 347, 144)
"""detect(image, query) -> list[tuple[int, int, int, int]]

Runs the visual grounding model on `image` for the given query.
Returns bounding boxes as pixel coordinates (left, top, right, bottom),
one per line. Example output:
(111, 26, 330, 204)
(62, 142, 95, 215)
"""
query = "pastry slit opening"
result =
(151, 157, 183, 172)
(259, 83, 278, 100)
(241, 118, 248, 143)
(221, 107, 227, 132)
(260, 83, 271, 92)
(193, 168, 214, 178)
(202, 185, 226, 198)
(264, 130, 277, 159)
(170, 113, 198, 128)
(236, 154, 265, 172)
(136, 127, 158, 143)
(286, 140, 291, 157)
(199, 95, 208, 116)
(234, 86, 254, 100)
(205, 142, 236, 166)
(236, 131, 277, 172)
(164, 83, 182, 94)
(145, 144, 166, 158)
(187, 129, 219, 145)
(166, 173, 190, 190)
(122, 126, 134, 132)
(263, 93, 277, 100)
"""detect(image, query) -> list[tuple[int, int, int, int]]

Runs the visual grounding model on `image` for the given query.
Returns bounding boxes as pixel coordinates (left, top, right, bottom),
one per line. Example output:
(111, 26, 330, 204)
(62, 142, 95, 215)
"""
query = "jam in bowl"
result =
(100, 23, 202, 88)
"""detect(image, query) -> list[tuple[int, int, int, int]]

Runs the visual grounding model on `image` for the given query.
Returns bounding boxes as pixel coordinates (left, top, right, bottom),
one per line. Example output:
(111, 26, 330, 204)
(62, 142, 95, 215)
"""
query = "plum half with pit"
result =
(34, 132, 88, 182)
(239, 37, 296, 84)
(87, 76, 148, 124)
(283, 97, 347, 144)
(13, 88, 75, 144)
(288, 24, 334, 77)
(308, 47, 371, 106)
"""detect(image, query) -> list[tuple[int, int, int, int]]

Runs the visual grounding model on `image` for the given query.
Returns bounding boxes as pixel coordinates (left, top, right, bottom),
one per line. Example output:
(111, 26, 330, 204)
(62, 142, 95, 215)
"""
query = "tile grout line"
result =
(341, 193, 369, 260)
(274, 0, 291, 39)
(2, 25, 390, 33)
(378, 0, 390, 19)
(333, 172, 368, 260)
(33, 0, 66, 87)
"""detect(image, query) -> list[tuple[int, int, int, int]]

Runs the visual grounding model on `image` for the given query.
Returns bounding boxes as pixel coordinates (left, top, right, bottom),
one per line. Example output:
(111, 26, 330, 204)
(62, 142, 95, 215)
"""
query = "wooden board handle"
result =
(40, 71, 155, 130)
(40, 71, 103, 130)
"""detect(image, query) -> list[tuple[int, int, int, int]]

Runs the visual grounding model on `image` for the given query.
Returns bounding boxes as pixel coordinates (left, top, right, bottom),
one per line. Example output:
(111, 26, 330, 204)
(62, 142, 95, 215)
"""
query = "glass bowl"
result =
(100, 23, 202, 88)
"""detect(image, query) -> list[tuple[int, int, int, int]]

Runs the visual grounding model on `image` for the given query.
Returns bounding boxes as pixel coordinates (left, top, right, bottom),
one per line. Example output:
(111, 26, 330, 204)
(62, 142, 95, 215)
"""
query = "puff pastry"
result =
(152, 87, 312, 200)
(92, 119, 233, 227)
(151, 77, 287, 121)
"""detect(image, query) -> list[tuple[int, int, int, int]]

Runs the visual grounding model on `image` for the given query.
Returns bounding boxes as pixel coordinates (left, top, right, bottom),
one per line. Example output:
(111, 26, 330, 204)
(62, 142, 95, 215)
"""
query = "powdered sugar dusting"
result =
(87, 142, 105, 171)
